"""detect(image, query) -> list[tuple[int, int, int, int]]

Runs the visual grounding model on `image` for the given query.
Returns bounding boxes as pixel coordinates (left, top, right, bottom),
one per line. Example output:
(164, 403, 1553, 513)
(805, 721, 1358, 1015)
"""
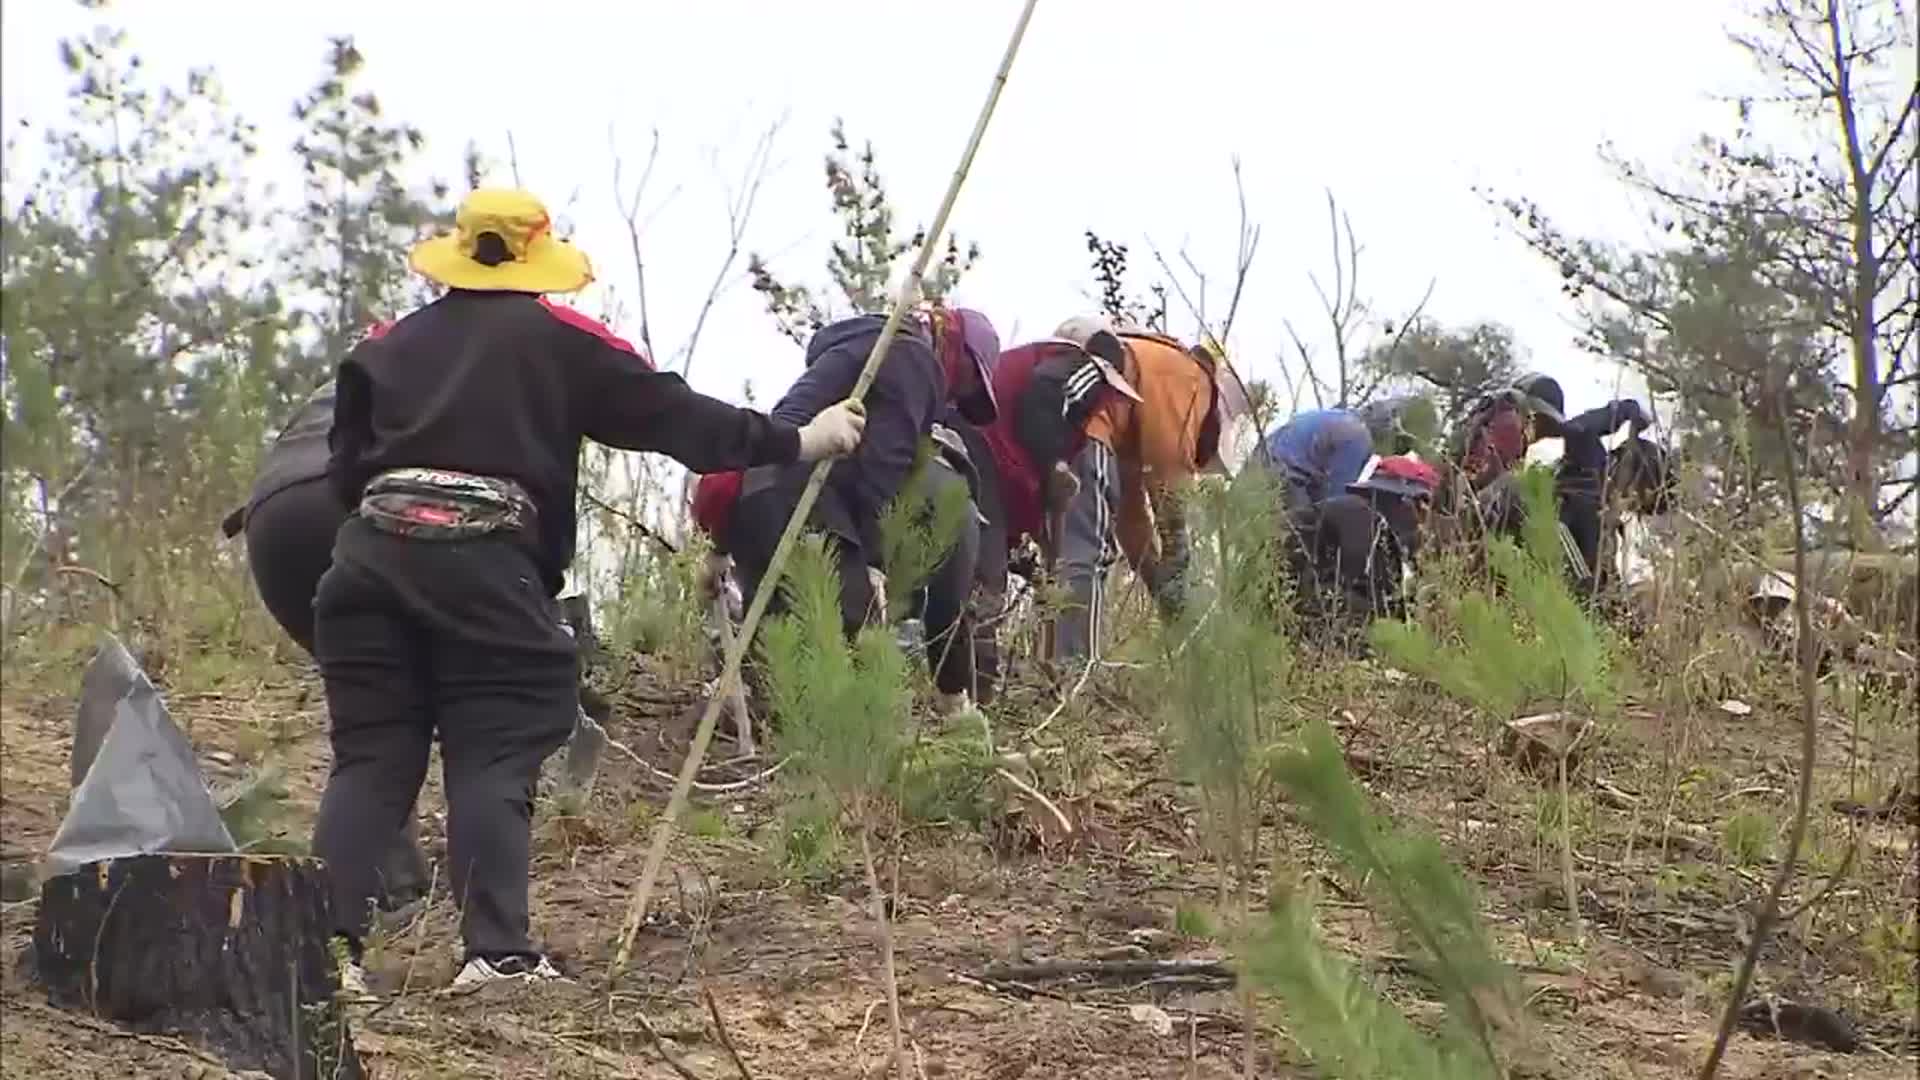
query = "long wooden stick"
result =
(608, 0, 1044, 981)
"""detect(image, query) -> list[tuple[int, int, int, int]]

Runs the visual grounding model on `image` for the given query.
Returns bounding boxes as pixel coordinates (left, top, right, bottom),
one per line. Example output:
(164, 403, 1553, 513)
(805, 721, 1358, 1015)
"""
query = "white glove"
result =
(867, 566, 888, 618)
(797, 398, 867, 462)
(1047, 461, 1081, 511)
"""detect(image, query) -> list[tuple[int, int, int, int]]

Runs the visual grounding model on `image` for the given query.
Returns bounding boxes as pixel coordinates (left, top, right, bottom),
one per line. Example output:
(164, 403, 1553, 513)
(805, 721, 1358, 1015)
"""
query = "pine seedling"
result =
(215, 763, 298, 854)
(1163, 467, 1293, 898)
(1157, 466, 1293, 1076)
(1245, 879, 1499, 1080)
(876, 438, 973, 623)
(1263, 720, 1517, 1077)
(1369, 463, 1619, 939)
(1371, 466, 1616, 717)
(758, 534, 915, 1078)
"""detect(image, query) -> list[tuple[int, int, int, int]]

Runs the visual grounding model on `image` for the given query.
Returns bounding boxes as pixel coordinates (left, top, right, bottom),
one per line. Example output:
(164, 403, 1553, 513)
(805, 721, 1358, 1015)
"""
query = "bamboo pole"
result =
(609, 0, 1044, 981)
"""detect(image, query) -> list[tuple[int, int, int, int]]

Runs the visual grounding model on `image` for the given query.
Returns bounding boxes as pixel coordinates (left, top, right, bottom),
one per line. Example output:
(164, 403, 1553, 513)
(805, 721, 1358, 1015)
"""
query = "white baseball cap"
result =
(1051, 314, 1143, 402)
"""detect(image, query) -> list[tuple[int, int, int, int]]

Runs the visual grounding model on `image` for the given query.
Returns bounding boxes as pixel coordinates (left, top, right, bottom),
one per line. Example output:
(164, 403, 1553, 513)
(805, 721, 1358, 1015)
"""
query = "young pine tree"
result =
(1370, 464, 1618, 938)
(1370, 466, 1616, 720)
(758, 535, 916, 1079)
(1155, 469, 1522, 1077)
(1163, 467, 1293, 905)
(1156, 467, 1293, 1076)
(747, 120, 980, 346)
(1256, 720, 1521, 1079)
(876, 439, 974, 624)
(285, 37, 452, 399)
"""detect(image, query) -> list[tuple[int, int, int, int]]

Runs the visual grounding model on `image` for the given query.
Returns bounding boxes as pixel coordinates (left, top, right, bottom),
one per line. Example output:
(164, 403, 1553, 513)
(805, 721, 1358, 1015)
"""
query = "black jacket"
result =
(743, 315, 945, 565)
(329, 289, 800, 592)
(1283, 492, 1420, 625)
(1553, 401, 1644, 501)
(220, 379, 339, 538)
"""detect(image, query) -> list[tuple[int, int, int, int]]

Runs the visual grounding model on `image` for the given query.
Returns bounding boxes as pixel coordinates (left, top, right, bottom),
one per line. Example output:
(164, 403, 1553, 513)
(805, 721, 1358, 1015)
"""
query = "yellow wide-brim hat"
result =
(408, 188, 594, 294)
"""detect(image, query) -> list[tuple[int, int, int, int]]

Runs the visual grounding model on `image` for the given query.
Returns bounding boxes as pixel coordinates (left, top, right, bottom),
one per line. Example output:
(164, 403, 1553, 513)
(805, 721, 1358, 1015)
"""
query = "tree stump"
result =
(33, 853, 364, 1080)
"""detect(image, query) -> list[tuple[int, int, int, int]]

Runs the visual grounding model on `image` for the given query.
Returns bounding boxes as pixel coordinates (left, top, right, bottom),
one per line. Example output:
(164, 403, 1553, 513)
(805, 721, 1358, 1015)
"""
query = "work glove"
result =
(867, 566, 888, 619)
(797, 398, 867, 462)
(696, 552, 732, 600)
(1046, 460, 1080, 512)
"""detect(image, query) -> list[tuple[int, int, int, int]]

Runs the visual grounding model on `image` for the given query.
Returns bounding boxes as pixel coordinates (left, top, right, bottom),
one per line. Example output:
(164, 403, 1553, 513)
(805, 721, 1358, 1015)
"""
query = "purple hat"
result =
(948, 307, 1001, 426)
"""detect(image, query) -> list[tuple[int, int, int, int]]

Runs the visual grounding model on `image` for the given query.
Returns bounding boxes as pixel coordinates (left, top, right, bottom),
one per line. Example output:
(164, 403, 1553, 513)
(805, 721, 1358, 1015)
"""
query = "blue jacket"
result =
(741, 314, 946, 565)
(1261, 409, 1373, 510)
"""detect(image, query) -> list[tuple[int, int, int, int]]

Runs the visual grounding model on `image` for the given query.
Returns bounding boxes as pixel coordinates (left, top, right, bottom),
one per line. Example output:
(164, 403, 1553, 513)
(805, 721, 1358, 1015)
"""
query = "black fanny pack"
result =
(358, 468, 535, 541)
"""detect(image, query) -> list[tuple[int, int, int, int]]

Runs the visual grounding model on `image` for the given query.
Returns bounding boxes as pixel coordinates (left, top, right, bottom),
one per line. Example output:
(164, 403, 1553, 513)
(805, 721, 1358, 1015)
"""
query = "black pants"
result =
(914, 464, 1007, 702)
(728, 486, 876, 636)
(1559, 492, 1603, 598)
(969, 514, 1008, 706)
(919, 503, 983, 699)
(312, 519, 576, 960)
(244, 480, 431, 905)
(244, 480, 344, 654)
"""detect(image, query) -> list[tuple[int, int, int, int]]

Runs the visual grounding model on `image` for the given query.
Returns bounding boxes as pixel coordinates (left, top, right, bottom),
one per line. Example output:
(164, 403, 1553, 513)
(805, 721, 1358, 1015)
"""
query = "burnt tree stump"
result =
(33, 853, 364, 1080)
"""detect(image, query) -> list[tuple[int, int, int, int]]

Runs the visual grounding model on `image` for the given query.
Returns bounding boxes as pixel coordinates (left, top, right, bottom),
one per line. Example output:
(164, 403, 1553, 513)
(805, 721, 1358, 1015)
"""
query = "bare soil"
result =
(1, 645, 1914, 1079)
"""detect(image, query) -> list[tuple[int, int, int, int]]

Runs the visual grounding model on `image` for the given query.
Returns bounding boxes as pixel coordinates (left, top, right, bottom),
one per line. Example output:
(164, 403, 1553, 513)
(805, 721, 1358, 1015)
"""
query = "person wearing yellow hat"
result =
(310, 189, 867, 997)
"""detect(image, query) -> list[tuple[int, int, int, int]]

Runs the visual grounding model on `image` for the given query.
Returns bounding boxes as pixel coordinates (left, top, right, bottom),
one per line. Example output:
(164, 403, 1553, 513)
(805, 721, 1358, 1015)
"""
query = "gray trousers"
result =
(1054, 440, 1122, 662)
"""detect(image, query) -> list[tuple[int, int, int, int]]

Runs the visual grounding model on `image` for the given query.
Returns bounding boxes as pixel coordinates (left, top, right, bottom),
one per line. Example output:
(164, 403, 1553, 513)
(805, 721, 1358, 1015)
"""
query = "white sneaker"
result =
(447, 954, 568, 994)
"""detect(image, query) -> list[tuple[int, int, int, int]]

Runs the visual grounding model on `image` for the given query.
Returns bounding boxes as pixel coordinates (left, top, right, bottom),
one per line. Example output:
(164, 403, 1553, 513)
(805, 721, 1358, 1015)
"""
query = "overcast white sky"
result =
(4, 1, 1768, 419)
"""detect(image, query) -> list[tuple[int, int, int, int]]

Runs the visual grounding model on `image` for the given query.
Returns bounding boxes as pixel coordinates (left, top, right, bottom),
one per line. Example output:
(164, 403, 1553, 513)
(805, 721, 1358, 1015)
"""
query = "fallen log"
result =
(33, 853, 363, 1080)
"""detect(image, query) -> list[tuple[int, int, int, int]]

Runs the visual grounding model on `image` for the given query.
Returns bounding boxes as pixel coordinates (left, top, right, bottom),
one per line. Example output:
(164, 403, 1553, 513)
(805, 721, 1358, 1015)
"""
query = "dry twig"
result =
(704, 988, 755, 1079)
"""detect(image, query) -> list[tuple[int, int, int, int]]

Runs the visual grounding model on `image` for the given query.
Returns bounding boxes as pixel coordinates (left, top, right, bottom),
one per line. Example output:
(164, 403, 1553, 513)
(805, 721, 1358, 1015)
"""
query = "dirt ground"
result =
(1, 645, 1914, 1079)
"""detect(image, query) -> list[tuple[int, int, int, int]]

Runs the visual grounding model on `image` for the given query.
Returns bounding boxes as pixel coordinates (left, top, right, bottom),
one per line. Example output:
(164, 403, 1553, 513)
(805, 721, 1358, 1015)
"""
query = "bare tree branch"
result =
(610, 126, 668, 356)
(1698, 376, 1824, 1080)
(1280, 318, 1330, 410)
(1220, 157, 1261, 343)
(1352, 277, 1439, 404)
(1136, 159, 1261, 350)
(679, 117, 784, 379)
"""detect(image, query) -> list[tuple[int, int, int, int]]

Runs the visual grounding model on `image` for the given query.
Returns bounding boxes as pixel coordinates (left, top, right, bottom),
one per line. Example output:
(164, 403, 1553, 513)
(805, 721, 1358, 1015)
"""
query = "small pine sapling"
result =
(758, 535, 915, 1079)
(1163, 468, 1293, 898)
(1370, 464, 1619, 936)
(877, 441, 1016, 824)
(1261, 720, 1520, 1078)
(1372, 466, 1615, 716)
(876, 439, 973, 623)
(1157, 467, 1293, 1075)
